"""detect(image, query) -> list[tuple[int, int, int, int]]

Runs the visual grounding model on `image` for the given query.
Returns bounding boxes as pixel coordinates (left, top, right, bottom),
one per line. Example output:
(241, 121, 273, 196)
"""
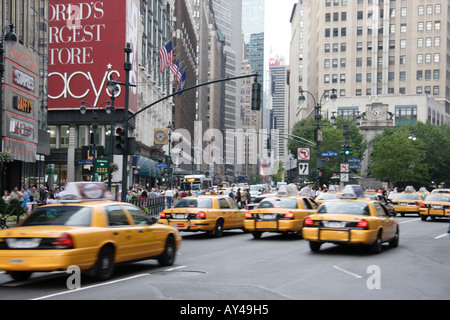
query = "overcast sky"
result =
(265, 0, 298, 61)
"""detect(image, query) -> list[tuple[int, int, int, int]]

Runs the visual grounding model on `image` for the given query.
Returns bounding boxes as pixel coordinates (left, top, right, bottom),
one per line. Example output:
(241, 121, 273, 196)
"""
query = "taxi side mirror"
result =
(148, 216, 158, 225)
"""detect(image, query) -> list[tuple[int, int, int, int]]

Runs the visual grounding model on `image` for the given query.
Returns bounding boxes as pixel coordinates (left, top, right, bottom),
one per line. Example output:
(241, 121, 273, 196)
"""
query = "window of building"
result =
(49, 125, 57, 149)
(395, 106, 417, 125)
(60, 125, 69, 149)
(399, 72, 406, 81)
(433, 86, 439, 95)
(416, 70, 423, 80)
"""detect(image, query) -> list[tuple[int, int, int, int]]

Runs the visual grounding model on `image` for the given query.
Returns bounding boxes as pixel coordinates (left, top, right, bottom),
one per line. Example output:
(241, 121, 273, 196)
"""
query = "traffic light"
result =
(114, 127, 126, 154)
(251, 82, 261, 110)
(342, 144, 353, 156)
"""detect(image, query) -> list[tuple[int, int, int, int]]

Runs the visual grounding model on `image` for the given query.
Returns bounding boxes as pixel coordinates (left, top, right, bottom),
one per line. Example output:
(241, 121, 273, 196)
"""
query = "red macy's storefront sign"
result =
(48, 0, 138, 112)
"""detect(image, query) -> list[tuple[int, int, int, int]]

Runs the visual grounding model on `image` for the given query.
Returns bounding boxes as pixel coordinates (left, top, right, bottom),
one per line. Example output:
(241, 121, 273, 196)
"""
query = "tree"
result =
(287, 117, 366, 184)
(369, 126, 429, 187)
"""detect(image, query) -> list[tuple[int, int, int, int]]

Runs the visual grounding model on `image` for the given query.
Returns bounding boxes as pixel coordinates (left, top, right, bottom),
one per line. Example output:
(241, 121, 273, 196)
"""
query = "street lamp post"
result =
(105, 81, 119, 190)
(298, 88, 337, 187)
(106, 43, 135, 202)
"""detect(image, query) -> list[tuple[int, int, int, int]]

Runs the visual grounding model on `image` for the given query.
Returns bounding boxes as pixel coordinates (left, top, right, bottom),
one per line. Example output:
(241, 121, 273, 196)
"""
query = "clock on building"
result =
(371, 107, 383, 119)
(154, 129, 168, 144)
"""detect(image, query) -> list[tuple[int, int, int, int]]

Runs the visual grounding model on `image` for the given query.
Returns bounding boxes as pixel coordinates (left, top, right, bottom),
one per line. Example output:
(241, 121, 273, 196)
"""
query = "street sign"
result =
(340, 173, 349, 182)
(321, 151, 338, 157)
(298, 162, 310, 176)
(297, 147, 310, 160)
(349, 164, 362, 169)
(348, 158, 361, 163)
(94, 158, 110, 175)
(155, 163, 167, 168)
(340, 163, 349, 173)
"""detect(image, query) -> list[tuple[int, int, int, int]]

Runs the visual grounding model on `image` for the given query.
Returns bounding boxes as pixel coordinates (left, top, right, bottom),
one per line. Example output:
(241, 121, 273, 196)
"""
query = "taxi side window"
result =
(372, 202, 386, 217)
(218, 198, 231, 209)
(302, 199, 313, 210)
(123, 205, 149, 225)
(106, 205, 131, 226)
(227, 198, 240, 209)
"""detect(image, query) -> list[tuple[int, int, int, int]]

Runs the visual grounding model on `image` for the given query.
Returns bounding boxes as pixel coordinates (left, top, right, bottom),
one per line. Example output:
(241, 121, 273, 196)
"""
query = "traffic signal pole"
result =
(116, 64, 260, 201)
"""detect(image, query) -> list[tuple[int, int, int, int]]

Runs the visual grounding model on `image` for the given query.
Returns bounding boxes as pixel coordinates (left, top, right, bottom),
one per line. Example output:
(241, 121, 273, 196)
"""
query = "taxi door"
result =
(105, 205, 136, 262)
(228, 197, 245, 228)
(122, 205, 161, 259)
(373, 202, 396, 241)
(218, 198, 235, 229)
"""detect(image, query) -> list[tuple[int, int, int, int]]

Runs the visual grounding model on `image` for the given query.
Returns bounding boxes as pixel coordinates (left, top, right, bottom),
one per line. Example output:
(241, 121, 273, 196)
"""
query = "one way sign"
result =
(299, 162, 310, 176)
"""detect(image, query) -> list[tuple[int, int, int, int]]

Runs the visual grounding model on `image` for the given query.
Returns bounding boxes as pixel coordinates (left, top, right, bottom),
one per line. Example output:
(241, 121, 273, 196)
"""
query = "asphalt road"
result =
(0, 215, 449, 302)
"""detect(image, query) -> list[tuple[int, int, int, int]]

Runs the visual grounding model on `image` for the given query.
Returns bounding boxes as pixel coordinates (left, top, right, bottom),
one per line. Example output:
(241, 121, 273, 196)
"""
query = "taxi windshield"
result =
(21, 206, 92, 226)
(318, 201, 370, 216)
(174, 198, 213, 208)
(425, 194, 450, 202)
(394, 194, 420, 200)
(258, 198, 298, 209)
(315, 193, 340, 200)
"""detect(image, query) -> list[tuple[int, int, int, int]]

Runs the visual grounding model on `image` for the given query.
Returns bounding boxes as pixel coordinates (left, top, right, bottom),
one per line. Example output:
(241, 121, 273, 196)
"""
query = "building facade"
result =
(0, 0, 50, 192)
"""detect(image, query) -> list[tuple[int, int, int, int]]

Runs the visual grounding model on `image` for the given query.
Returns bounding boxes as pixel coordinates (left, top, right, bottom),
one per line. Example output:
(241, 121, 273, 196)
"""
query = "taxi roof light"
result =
(277, 184, 299, 197)
(340, 185, 364, 199)
(60, 182, 113, 203)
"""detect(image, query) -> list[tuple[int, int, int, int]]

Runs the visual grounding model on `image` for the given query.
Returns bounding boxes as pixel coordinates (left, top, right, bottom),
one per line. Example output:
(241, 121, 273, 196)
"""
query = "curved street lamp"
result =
(298, 88, 337, 187)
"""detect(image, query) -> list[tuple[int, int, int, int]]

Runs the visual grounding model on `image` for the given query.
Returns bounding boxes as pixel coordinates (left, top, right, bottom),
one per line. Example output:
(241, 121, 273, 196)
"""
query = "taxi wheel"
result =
(420, 214, 427, 221)
(309, 241, 322, 252)
(370, 232, 382, 254)
(209, 219, 224, 238)
(389, 227, 399, 248)
(93, 245, 115, 281)
(9, 271, 32, 282)
(158, 235, 176, 266)
(251, 231, 263, 239)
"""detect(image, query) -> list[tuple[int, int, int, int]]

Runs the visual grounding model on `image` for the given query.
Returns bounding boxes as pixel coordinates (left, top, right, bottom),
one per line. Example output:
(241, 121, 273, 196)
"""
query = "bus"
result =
(180, 175, 212, 192)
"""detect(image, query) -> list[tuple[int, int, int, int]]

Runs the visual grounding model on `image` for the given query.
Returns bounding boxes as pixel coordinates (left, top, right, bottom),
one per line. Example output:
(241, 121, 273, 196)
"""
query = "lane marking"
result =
(165, 265, 186, 272)
(398, 218, 420, 224)
(333, 265, 362, 279)
(434, 233, 448, 240)
(31, 273, 150, 300)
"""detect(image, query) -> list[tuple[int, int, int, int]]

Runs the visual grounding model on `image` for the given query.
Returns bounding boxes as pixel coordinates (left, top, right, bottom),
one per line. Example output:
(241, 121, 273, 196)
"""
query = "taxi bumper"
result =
(158, 219, 214, 232)
(394, 205, 420, 214)
(419, 207, 450, 218)
(302, 227, 377, 245)
(0, 248, 94, 272)
(243, 219, 302, 232)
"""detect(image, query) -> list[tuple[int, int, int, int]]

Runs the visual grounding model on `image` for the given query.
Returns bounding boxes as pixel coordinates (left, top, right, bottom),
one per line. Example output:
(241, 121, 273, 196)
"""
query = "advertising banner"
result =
(48, 0, 139, 112)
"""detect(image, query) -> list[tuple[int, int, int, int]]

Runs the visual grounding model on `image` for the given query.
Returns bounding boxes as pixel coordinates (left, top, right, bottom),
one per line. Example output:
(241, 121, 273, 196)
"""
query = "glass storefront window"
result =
(78, 125, 89, 148)
(48, 125, 57, 148)
(60, 125, 69, 148)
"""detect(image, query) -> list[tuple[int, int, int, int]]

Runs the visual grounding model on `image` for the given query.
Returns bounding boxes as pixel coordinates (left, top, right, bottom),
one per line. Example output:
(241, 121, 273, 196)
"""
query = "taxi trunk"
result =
(244, 208, 306, 233)
(302, 214, 379, 245)
(0, 226, 97, 272)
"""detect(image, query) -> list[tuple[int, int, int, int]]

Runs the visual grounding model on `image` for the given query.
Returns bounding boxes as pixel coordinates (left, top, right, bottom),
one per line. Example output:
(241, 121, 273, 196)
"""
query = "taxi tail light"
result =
(420, 203, 427, 208)
(356, 219, 369, 229)
(160, 211, 166, 218)
(414, 201, 420, 206)
(245, 211, 254, 219)
(284, 211, 295, 219)
(196, 211, 206, 219)
(53, 233, 74, 248)
(304, 217, 315, 227)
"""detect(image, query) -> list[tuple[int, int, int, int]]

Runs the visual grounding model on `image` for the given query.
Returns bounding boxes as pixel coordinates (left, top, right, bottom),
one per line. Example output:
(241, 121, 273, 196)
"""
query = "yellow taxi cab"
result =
(244, 184, 318, 239)
(390, 186, 423, 216)
(0, 182, 181, 282)
(158, 195, 245, 237)
(419, 192, 450, 221)
(314, 192, 342, 204)
(302, 185, 399, 254)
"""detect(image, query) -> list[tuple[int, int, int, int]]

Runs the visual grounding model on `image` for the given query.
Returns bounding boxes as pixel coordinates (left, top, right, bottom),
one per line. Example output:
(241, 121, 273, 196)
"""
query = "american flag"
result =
(159, 41, 173, 73)
(171, 59, 180, 79)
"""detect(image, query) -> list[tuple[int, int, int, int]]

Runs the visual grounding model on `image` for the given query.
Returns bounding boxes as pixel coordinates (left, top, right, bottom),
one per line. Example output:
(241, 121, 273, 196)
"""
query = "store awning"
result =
(135, 156, 161, 178)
